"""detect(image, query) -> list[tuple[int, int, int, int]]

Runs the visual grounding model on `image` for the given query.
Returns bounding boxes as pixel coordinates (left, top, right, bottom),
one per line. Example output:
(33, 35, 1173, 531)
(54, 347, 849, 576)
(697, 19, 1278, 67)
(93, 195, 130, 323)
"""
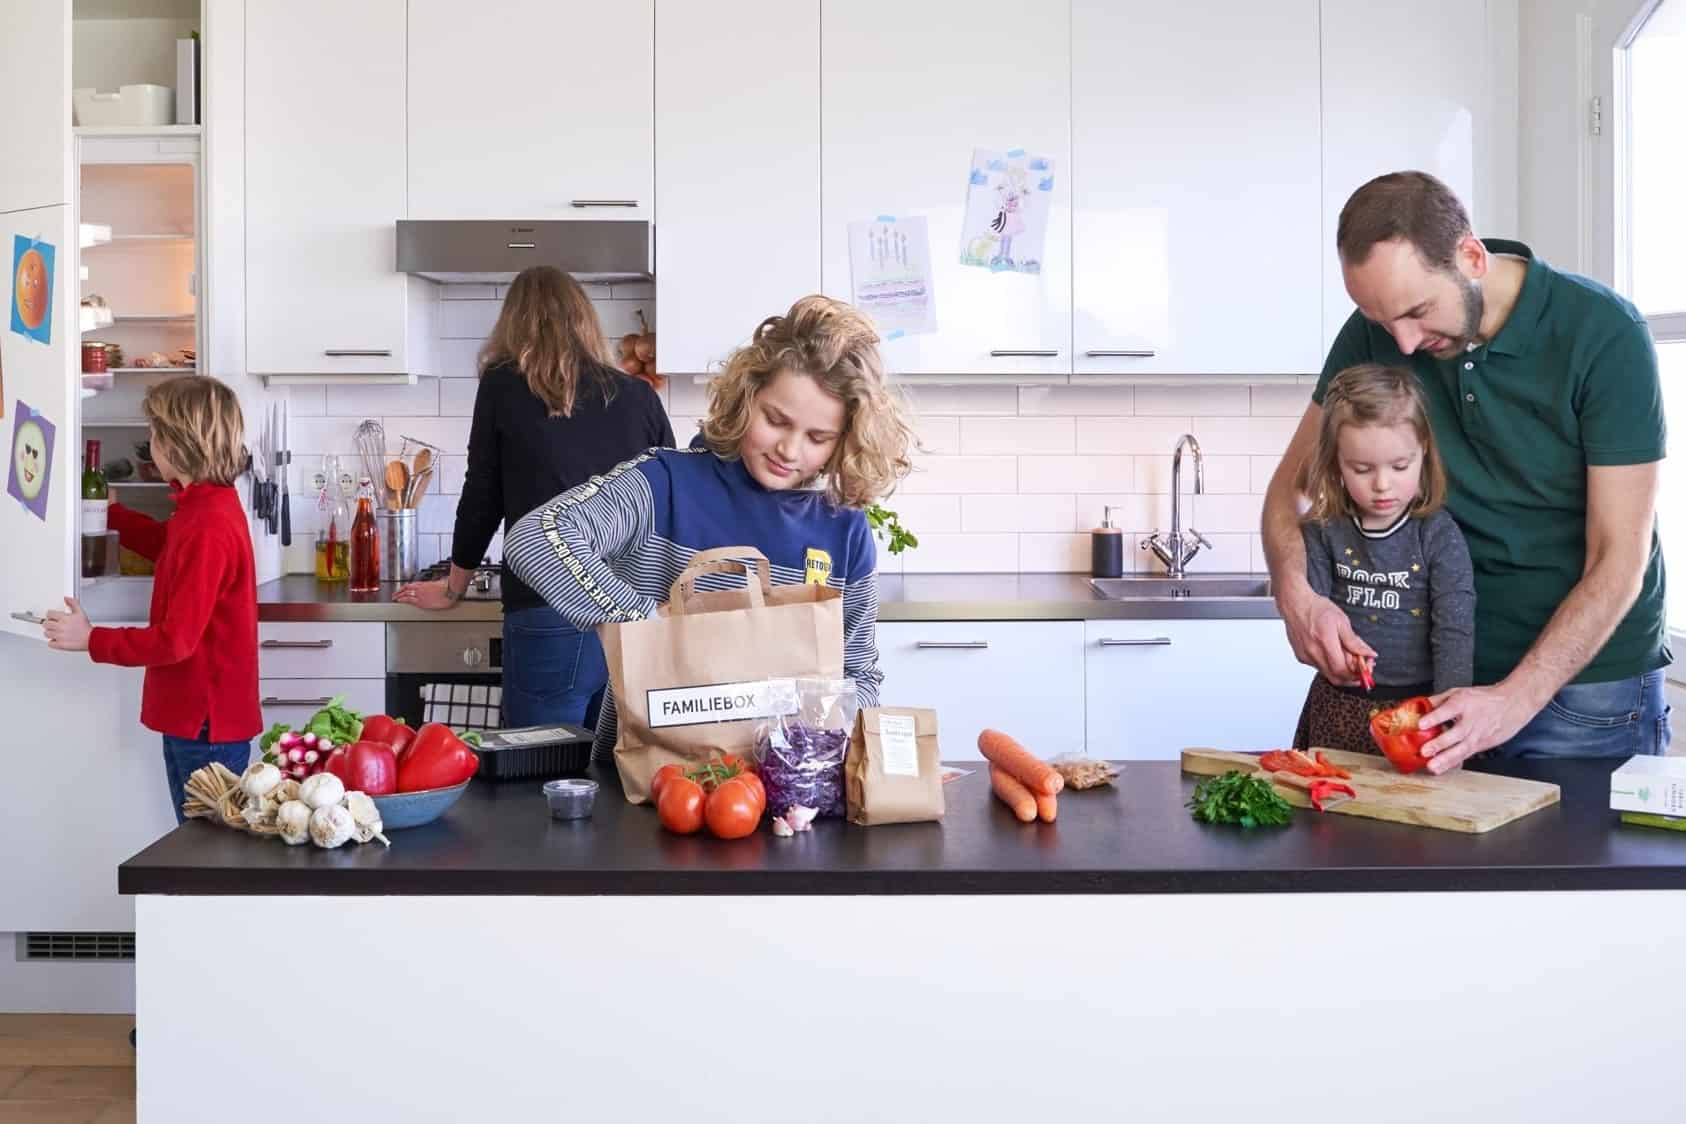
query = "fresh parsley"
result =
(865, 503, 919, 556)
(1187, 771, 1295, 829)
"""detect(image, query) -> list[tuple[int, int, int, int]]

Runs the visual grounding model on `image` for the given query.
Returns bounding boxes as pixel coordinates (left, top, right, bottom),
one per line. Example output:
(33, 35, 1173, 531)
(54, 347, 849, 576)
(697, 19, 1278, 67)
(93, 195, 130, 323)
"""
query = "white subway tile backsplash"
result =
(416, 491, 458, 536)
(435, 455, 468, 496)
(441, 300, 501, 340)
(289, 416, 364, 456)
(1019, 533, 1091, 572)
(285, 386, 327, 418)
(416, 534, 445, 569)
(881, 493, 962, 534)
(438, 377, 479, 418)
(669, 416, 702, 442)
(1182, 492, 1264, 534)
(597, 301, 651, 339)
(1019, 455, 1131, 494)
(899, 532, 1019, 573)
(668, 378, 711, 415)
(914, 417, 960, 456)
(960, 416, 1074, 455)
(961, 493, 1078, 533)
(389, 415, 472, 452)
(1251, 454, 1288, 494)
(901, 384, 1019, 416)
(1137, 532, 1253, 575)
(324, 377, 441, 419)
(1017, 384, 1135, 416)
(1134, 454, 1251, 495)
(1135, 385, 1249, 416)
(1251, 383, 1314, 416)
(899, 456, 1017, 494)
(437, 338, 482, 379)
(1073, 416, 1196, 455)
(1188, 415, 1300, 456)
(1074, 493, 1160, 534)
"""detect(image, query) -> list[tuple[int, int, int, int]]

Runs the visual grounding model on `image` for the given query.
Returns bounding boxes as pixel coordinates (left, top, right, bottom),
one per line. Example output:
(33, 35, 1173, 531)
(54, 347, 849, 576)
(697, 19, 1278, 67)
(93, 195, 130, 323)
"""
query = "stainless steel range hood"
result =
(395, 220, 653, 284)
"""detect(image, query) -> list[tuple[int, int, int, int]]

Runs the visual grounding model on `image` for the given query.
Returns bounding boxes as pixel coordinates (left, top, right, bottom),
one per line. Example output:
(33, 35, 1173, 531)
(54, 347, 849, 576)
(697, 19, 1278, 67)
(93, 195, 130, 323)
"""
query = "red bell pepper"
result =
(396, 723, 480, 793)
(339, 739, 398, 795)
(1308, 779, 1356, 812)
(359, 713, 416, 760)
(1369, 696, 1441, 775)
(1314, 751, 1352, 780)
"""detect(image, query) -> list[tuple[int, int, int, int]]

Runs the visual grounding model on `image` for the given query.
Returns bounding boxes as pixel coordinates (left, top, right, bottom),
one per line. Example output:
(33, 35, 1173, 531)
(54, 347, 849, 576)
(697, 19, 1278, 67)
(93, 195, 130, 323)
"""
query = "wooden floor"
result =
(0, 1016, 134, 1124)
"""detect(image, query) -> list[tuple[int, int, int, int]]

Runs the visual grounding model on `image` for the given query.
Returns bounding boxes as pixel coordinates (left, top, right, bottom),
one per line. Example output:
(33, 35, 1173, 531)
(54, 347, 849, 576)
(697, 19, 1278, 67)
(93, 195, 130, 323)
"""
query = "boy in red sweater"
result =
(44, 376, 260, 823)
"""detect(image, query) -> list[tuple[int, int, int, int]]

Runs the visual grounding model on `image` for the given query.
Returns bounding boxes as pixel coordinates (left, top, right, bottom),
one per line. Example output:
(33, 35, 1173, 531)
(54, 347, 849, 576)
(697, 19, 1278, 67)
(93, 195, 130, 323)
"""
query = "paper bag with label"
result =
(599, 546, 845, 803)
(846, 707, 944, 825)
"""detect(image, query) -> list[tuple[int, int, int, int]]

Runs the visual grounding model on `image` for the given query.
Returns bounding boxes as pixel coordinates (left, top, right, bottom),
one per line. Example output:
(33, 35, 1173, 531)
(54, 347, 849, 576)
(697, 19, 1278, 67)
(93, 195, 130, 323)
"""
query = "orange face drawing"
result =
(14, 247, 48, 330)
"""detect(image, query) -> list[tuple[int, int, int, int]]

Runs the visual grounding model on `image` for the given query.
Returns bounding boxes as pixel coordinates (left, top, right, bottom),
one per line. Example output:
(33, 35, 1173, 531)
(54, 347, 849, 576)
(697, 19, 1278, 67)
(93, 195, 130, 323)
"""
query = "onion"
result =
(634, 337, 654, 363)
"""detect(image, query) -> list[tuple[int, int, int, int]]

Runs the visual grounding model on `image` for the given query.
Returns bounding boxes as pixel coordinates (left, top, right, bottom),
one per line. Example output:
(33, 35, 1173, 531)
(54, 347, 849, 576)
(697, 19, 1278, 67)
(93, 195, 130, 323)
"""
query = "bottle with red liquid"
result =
(348, 477, 380, 592)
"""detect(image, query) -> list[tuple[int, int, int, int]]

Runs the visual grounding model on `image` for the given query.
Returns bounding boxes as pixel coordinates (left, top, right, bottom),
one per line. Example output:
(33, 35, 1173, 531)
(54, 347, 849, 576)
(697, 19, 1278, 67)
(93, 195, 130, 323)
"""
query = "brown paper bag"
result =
(600, 546, 844, 803)
(846, 707, 944, 825)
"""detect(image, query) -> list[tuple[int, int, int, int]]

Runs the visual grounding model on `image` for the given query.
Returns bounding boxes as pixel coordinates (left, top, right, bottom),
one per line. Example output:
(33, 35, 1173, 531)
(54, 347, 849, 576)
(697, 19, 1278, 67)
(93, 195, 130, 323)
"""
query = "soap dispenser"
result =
(1091, 506, 1124, 578)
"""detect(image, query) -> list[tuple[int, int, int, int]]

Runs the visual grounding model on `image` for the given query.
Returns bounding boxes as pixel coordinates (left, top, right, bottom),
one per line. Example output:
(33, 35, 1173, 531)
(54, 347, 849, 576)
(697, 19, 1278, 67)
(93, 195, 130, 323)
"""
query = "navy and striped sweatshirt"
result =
(504, 446, 882, 761)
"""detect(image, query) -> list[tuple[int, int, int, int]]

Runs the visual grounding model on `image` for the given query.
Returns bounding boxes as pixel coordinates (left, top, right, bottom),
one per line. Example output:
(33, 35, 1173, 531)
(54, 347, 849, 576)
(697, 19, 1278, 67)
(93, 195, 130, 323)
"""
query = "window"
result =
(1617, 0, 1686, 638)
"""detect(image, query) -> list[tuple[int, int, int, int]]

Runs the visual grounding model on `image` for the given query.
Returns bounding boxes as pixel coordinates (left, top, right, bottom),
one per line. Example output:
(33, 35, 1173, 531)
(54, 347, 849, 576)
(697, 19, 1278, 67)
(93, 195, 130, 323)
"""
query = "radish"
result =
(317, 738, 335, 752)
(301, 732, 318, 749)
(288, 747, 305, 764)
(303, 750, 319, 765)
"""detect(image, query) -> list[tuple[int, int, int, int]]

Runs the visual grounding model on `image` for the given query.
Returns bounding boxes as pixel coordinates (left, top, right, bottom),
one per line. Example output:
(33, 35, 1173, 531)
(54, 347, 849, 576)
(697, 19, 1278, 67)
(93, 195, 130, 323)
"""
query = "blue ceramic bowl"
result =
(370, 780, 471, 830)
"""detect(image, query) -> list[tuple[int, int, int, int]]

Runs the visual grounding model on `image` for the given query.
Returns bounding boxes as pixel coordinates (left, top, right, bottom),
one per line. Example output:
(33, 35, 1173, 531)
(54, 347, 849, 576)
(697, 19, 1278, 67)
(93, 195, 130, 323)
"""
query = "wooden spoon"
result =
(384, 459, 409, 511)
(410, 447, 433, 484)
(406, 468, 433, 509)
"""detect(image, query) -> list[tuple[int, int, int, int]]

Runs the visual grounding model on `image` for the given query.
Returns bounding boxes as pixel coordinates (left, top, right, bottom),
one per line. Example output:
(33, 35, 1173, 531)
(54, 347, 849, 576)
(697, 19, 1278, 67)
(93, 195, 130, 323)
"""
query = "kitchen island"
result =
(121, 759, 1684, 1123)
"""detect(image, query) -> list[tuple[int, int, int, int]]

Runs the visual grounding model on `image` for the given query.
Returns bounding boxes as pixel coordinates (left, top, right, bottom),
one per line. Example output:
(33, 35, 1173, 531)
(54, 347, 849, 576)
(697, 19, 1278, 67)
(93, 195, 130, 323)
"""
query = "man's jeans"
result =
(1496, 669, 1672, 758)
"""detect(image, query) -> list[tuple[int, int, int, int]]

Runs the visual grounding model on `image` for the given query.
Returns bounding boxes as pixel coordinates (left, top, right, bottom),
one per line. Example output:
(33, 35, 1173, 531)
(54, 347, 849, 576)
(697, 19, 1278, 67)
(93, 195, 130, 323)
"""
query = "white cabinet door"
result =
(408, 0, 653, 220)
(876, 621, 1086, 760)
(245, 0, 410, 376)
(258, 622, 387, 679)
(820, 1, 1071, 378)
(1085, 620, 1312, 759)
(0, 0, 78, 640)
(1320, 0, 1484, 351)
(655, 0, 818, 374)
(1072, 1, 1321, 375)
(259, 679, 388, 737)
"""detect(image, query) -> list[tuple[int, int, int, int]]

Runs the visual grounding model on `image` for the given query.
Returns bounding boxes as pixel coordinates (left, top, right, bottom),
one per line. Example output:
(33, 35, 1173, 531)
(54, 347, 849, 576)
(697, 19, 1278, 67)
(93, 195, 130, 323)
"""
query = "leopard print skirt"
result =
(1292, 676, 1387, 757)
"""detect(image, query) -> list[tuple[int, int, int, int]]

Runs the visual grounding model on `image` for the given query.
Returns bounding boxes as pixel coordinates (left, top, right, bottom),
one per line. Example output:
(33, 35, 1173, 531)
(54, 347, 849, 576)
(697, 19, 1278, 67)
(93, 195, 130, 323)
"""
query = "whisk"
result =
(353, 419, 388, 507)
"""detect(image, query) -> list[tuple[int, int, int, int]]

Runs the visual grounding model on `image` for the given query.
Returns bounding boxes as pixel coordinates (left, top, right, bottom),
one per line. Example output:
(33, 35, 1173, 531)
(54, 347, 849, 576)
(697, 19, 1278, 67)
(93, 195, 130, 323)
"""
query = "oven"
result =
(385, 621, 505, 733)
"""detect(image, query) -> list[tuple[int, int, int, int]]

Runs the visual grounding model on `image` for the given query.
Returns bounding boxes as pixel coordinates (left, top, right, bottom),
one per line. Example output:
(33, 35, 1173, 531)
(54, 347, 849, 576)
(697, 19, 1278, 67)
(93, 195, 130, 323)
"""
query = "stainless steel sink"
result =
(1090, 575, 1273, 600)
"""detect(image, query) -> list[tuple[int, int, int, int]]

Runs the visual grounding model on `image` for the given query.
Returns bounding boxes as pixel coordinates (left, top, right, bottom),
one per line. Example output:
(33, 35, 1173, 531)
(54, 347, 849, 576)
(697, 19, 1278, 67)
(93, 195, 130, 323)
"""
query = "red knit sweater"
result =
(88, 483, 261, 741)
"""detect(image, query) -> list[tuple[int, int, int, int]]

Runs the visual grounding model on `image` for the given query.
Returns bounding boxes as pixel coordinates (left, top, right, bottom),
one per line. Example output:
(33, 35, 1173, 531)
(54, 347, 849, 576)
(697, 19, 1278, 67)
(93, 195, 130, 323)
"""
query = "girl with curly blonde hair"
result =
(505, 294, 915, 762)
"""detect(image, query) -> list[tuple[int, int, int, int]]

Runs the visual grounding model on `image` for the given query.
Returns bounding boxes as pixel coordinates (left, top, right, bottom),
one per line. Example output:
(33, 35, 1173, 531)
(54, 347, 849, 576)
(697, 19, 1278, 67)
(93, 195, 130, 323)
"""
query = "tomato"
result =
(650, 763, 687, 803)
(657, 777, 707, 835)
(396, 723, 479, 792)
(734, 769, 766, 815)
(359, 714, 416, 760)
(705, 778, 762, 840)
(1369, 696, 1440, 775)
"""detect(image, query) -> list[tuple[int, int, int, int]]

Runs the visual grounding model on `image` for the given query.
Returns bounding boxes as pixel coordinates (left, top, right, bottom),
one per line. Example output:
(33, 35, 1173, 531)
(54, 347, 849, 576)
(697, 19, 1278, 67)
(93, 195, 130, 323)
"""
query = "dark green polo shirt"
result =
(1314, 239, 1669, 686)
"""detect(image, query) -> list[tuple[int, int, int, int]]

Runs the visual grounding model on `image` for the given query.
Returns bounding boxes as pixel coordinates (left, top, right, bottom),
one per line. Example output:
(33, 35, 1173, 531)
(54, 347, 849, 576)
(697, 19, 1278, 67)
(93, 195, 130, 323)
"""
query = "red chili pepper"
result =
(1309, 780, 1356, 812)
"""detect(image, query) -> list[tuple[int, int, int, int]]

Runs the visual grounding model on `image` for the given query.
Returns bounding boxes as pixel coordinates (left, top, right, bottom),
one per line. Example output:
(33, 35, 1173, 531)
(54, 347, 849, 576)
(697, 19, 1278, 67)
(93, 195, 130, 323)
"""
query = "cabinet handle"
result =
(260, 639, 335, 650)
(1085, 349, 1156, 358)
(1098, 637, 1172, 647)
(323, 349, 393, 358)
(506, 242, 536, 249)
(569, 199, 639, 208)
(10, 610, 45, 625)
(914, 640, 989, 650)
(988, 349, 1059, 358)
(262, 696, 334, 708)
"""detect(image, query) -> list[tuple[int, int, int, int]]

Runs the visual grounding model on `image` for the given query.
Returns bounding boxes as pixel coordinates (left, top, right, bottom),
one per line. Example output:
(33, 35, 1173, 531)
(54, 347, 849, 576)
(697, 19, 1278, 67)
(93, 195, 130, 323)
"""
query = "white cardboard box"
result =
(1609, 755, 1686, 816)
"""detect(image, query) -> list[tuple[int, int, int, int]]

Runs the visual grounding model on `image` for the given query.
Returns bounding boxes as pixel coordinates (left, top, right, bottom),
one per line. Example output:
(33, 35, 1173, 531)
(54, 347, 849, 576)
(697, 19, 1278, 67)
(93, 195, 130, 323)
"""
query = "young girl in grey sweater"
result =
(1292, 364, 1476, 755)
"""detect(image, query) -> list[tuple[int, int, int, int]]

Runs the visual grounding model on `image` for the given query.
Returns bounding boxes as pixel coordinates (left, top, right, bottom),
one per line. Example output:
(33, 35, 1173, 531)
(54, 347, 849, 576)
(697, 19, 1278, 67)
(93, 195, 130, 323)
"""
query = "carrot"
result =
(1034, 791, 1058, 823)
(989, 765, 1038, 822)
(978, 728, 1064, 796)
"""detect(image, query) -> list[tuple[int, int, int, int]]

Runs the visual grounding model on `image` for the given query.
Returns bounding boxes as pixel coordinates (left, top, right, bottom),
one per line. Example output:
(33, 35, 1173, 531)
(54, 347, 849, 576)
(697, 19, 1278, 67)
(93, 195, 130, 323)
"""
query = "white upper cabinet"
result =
(820, 0, 1071, 379)
(1320, 0, 1484, 352)
(655, 0, 818, 374)
(1072, 1, 1322, 375)
(408, 0, 654, 220)
(245, 0, 412, 377)
(0, 0, 78, 640)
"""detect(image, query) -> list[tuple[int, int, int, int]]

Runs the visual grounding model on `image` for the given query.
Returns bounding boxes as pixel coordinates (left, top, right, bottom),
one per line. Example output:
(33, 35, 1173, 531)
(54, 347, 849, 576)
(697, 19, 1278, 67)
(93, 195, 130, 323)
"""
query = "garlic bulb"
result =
(343, 792, 390, 847)
(308, 804, 355, 849)
(240, 762, 282, 800)
(272, 778, 302, 805)
(298, 772, 345, 811)
(276, 800, 312, 846)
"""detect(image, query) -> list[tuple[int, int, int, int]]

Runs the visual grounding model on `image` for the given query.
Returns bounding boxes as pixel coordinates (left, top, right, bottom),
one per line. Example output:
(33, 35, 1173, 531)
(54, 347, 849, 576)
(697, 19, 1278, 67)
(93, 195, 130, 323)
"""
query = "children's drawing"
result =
(10, 235, 55, 345)
(848, 215, 936, 339)
(959, 148, 1054, 275)
(8, 399, 56, 522)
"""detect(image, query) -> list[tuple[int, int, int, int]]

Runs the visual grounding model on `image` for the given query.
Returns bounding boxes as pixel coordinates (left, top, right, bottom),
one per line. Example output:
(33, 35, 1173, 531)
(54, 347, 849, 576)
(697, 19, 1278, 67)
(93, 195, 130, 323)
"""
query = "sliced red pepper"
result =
(1258, 750, 1295, 773)
(1358, 657, 1375, 692)
(1309, 780, 1356, 812)
(1314, 750, 1352, 780)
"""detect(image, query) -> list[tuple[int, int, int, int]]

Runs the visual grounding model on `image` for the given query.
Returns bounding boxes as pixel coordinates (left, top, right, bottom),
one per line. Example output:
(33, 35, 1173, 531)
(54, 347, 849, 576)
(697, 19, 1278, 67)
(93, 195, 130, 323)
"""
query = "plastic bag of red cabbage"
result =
(753, 677, 858, 818)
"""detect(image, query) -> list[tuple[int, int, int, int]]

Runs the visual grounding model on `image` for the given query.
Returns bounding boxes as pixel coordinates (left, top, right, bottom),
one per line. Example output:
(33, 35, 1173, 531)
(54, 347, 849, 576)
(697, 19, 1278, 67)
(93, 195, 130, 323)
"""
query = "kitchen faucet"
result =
(1142, 434, 1212, 578)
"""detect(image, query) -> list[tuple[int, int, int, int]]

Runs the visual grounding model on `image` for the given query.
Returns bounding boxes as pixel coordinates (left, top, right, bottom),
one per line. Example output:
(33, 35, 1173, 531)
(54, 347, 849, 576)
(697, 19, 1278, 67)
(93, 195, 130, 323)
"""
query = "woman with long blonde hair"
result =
(396, 267, 673, 728)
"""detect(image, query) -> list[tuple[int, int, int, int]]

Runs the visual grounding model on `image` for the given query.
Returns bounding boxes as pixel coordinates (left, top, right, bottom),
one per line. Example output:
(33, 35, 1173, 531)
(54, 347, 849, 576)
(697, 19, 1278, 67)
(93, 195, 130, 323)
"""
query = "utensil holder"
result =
(378, 509, 418, 583)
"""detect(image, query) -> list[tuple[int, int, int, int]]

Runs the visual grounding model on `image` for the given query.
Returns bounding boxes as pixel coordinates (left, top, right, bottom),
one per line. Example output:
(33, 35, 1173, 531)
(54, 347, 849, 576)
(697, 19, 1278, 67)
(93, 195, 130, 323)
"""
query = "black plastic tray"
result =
(475, 723, 594, 781)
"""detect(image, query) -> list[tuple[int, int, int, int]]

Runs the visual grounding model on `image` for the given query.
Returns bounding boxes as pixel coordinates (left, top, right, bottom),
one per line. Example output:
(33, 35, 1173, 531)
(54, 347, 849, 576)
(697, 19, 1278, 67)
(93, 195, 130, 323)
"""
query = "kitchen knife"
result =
(267, 403, 279, 536)
(278, 399, 291, 546)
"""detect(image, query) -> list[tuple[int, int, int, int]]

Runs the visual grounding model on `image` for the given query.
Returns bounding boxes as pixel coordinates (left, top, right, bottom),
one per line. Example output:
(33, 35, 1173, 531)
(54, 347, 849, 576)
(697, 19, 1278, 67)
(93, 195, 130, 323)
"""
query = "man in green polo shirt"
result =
(1263, 171, 1670, 772)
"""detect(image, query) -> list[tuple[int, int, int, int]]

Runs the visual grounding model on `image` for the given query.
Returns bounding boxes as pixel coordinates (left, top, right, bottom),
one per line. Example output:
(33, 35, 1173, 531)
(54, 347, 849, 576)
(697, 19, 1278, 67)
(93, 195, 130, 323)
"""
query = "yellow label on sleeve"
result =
(804, 548, 833, 586)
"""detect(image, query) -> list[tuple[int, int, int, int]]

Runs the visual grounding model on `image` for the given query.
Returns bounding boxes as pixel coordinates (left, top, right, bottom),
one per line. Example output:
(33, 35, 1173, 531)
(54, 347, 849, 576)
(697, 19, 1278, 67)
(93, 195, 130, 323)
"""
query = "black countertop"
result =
(117, 758, 1686, 897)
(252, 572, 1282, 623)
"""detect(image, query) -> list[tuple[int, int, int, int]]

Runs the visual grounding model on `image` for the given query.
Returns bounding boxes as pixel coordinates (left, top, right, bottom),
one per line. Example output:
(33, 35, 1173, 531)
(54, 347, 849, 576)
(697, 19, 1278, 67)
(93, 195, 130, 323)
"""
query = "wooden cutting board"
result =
(1180, 747, 1561, 834)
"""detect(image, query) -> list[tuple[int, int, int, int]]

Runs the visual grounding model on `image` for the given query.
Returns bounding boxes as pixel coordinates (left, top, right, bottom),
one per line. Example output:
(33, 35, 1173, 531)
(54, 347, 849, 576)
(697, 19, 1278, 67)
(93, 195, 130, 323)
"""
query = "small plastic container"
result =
(543, 778, 598, 821)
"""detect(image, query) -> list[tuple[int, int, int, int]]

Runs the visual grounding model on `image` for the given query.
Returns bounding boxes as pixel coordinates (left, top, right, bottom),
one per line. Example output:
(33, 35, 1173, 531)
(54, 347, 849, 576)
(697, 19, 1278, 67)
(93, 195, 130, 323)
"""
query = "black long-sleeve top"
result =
(451, 360, 675, 612)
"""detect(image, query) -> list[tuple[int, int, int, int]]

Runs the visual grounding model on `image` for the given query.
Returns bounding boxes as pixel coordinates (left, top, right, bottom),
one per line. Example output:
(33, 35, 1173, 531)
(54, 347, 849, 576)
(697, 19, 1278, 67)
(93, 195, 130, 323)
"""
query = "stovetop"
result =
(413, 561, 502, 601)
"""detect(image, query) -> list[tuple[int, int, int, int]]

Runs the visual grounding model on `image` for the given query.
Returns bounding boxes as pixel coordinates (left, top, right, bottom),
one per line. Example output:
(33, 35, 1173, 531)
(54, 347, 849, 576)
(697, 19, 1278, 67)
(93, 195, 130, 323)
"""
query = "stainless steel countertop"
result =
(255, 572, 1282, 623)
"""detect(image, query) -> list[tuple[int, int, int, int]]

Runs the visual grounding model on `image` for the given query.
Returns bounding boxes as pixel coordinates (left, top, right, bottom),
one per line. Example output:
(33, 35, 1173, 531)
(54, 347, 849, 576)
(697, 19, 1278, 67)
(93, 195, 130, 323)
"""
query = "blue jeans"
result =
(161, 728, 253, 825)
(501, 606, 607, 729)
(1495, 670, 1672, 759)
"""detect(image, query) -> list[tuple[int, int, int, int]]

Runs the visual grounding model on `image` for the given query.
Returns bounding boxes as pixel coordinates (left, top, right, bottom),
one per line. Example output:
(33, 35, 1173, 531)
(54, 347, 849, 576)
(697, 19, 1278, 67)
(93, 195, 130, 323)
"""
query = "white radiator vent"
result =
(18, 931, 136, 961)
